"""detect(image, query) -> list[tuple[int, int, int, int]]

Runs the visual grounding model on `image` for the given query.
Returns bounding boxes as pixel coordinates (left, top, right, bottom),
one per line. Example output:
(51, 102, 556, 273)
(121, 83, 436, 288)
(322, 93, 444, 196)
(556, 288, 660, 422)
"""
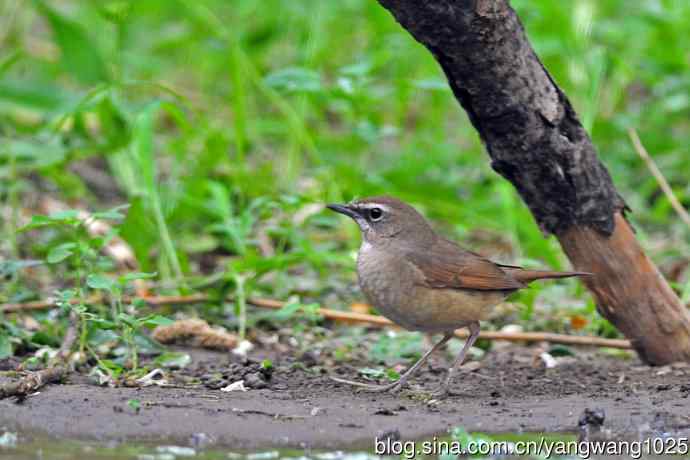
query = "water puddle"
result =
(0, 429, 586, 460)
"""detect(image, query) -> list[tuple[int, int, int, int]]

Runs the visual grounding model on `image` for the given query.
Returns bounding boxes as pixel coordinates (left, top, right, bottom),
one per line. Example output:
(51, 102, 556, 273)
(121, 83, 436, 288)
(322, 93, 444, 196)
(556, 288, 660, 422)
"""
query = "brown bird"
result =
(327, 196, 590, 396)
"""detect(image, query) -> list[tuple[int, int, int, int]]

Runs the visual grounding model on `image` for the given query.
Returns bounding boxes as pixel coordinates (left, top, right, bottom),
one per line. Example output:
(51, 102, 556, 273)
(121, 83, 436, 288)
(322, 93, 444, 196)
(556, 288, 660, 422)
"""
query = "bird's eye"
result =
(369, 207, 383, 221)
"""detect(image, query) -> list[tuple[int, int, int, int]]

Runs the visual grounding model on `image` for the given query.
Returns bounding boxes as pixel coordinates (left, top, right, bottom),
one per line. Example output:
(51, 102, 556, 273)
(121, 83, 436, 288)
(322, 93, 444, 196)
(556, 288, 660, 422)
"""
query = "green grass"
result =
(1, 0, 689, 367)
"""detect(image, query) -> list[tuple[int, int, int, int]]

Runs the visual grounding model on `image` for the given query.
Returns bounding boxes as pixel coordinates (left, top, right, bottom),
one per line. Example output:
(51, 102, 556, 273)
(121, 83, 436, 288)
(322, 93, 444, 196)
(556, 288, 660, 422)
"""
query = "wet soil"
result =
(1, 345, 690, 449)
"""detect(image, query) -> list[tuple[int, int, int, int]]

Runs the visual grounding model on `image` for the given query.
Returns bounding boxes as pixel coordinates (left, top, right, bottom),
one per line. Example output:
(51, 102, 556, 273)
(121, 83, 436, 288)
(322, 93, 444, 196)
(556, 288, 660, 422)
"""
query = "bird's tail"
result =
(506, 269, 592, 284)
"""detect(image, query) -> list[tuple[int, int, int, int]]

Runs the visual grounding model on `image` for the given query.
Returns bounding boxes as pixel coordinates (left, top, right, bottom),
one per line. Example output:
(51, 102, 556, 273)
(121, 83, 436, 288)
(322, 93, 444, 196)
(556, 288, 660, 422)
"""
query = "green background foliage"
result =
(1, 0, 689, 361)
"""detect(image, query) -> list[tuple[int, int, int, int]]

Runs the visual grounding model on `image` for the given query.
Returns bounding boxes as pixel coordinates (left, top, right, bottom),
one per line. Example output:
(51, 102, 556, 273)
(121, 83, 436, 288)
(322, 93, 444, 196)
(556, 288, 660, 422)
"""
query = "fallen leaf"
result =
(570, 314, 588, 330)
(221, 380, 247, 392)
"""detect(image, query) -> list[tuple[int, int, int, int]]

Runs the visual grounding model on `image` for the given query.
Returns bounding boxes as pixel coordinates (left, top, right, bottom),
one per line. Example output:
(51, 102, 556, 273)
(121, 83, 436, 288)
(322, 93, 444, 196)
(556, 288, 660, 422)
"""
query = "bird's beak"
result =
(326, 203, 359, 219)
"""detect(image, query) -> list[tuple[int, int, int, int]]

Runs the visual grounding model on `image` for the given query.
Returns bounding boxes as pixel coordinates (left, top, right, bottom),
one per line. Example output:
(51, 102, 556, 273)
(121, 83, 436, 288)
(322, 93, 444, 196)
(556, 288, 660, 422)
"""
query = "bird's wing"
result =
(405, 239, 525, 291)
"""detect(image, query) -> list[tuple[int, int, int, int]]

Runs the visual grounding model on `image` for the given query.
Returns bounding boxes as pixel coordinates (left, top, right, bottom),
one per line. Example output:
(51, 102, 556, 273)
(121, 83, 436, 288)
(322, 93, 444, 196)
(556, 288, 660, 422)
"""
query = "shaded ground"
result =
(2, 345, 690, 450)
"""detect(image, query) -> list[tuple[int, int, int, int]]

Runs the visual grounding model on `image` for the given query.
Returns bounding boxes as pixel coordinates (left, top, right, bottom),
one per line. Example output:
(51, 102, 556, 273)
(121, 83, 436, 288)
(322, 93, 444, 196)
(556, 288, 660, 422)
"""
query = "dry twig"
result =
(248, 297, 632, 349)
(0, 366, 68, 400)
(0, 310, 78, 400)
(628, 129, 690, 228)
(1, 293, 632, 349)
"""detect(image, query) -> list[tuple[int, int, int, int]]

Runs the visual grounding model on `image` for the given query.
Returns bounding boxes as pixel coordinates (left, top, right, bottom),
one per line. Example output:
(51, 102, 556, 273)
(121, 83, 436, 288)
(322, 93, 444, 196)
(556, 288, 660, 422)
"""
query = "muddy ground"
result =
(2, 344, 690, 450)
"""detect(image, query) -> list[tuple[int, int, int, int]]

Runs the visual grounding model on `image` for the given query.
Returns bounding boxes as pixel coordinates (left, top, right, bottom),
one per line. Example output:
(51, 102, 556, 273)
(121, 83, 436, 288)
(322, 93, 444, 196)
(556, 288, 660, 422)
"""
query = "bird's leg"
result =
(330, 333, 454, 393)
(432, 321, 480, 398)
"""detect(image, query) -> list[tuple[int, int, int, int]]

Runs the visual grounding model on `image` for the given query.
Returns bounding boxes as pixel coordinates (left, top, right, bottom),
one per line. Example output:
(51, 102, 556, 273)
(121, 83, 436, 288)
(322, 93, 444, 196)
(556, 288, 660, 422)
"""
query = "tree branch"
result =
(376, 0, 690, 364)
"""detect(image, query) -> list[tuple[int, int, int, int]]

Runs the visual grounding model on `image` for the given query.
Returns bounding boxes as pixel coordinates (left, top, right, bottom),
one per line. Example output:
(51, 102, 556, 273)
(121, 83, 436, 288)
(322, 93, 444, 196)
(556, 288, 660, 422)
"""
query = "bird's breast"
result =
(356, 245, 405, 311)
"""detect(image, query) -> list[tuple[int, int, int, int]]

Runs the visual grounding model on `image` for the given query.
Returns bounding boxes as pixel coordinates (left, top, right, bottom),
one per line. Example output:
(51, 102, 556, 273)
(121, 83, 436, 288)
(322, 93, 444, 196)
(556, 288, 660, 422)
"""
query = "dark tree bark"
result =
(377, 0, 690, 364)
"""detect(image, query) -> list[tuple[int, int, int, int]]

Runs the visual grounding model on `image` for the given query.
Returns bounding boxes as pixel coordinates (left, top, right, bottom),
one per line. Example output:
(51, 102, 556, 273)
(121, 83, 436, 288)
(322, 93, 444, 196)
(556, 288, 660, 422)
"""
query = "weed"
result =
(13, 207, 171, 374)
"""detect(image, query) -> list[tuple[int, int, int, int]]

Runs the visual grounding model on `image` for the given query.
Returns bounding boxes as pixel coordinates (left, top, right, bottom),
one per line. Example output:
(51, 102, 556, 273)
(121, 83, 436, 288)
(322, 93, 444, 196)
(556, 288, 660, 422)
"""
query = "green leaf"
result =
(0, 333, 13, 359)
(155, 352, 191, 368)
(20, 210, 80, 231)
(271, 300, 302, 321)
(19, 216, 53, 232)
(548, 344, 575, 357)
(118, 197, 155, 271)
(339, 61, 372, 77)
(86, 274, 114, 291)
(130, 100, 188, 197)
(119, 272, 157, 283)
(34, 1, 108, 84)
(91, 204, 130, 222)
(124, 101, 188, 281)
(22, 356, 41, 369)
(301, 302, 322, 321)
(46, 242, 77, 264)
(90, 318, 118, 330)
(30, 331, 61, 347)
(127, 399, 141, 411)
(134, 331, 165, 354)
(0, 50, 21, 77)
(88, 328, 120, 346)
(50, 210, 81, 221)
(264, 67, 322, 93)
(99, 2, 132, 24)
(385, 368, 401, 381)
(142, 315, 174, 328)
(0, 79, 74, 111)
(98, 359, 124, 376)
(117, 313, 140, 329)
(91, 210, 125, 221)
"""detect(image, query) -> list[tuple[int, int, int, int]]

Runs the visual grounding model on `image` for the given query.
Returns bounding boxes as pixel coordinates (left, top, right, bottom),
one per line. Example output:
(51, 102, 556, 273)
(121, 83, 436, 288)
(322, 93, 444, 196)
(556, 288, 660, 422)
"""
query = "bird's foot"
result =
(427, 383, 463, 399)
(329, 376, 406, 393)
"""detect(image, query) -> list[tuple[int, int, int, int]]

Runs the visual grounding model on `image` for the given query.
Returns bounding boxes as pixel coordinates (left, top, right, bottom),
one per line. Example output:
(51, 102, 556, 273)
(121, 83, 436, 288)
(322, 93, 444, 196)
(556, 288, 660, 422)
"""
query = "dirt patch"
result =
(1, 345, 689, 449)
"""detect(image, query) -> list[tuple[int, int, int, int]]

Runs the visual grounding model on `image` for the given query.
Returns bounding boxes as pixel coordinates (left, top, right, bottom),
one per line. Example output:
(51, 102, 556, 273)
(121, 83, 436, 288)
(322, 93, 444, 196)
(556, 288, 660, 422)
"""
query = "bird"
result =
(327, 196, 590, 396)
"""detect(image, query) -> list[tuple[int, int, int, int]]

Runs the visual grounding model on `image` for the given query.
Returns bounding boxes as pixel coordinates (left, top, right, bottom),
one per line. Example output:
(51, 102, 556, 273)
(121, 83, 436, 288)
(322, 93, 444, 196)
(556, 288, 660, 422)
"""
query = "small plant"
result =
(202, 184, 274, 257)
(21, 208, 126, 356)
(127, 398, 141, 413)
(86, 272, 172, 370)
(267, 297, 321, 329)
(369, 331, 425, 366)
(18, 206, 171, 374)
(0, 327, 14, 360)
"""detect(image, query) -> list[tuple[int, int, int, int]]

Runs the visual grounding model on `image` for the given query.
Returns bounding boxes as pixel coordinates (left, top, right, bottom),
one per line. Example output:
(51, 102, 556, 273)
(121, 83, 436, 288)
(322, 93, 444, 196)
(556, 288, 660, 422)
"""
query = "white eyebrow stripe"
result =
(356, 203, 391, 212)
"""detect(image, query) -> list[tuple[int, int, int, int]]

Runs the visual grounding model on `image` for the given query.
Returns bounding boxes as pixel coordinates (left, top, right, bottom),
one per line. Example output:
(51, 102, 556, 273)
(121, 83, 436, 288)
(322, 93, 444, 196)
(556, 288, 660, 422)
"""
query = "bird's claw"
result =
(427, 383, 464, 399)
(329, 376, 406, 393)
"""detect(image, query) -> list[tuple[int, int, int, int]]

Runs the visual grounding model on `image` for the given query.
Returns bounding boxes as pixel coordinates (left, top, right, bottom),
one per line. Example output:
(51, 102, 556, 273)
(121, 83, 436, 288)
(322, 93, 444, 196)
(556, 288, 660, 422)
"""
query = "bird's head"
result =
(327, 196, 434, 247)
